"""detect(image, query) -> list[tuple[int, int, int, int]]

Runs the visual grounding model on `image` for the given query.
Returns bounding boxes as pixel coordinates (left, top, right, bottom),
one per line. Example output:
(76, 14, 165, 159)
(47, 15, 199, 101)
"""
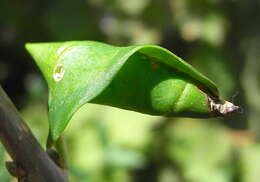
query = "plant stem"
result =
(0, 86, 69, 182)
(55, 135, 69, 169)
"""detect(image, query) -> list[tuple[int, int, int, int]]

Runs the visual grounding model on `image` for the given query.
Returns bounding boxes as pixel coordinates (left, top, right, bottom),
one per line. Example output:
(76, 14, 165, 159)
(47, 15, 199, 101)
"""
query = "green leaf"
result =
(25, 41, 238, 145)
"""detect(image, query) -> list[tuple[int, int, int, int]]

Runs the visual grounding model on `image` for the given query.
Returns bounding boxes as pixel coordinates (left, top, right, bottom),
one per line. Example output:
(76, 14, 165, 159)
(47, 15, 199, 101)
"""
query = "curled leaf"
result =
(25, 41, 239, 145)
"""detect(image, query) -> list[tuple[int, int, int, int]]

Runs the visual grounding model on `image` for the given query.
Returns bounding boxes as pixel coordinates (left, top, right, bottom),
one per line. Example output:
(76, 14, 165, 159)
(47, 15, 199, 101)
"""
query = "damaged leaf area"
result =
(25, 41, 239, 145)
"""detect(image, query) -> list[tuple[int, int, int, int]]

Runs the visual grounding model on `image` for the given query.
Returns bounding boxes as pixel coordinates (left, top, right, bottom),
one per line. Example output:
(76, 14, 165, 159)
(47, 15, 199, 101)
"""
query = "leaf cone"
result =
(26, 41, 219, 145)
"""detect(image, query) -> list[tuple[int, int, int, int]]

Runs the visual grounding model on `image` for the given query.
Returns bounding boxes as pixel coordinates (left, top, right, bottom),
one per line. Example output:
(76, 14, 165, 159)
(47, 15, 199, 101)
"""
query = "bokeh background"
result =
(0, 0, 260, 181)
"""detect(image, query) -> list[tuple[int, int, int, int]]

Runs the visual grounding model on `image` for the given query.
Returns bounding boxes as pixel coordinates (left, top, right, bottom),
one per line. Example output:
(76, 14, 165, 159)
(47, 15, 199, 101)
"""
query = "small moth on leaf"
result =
(25, 41, 240, 146)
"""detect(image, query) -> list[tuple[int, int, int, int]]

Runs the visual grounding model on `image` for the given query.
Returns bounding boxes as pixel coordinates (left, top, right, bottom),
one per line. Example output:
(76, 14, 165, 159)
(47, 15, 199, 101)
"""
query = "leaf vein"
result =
(172, 83, 189, 111)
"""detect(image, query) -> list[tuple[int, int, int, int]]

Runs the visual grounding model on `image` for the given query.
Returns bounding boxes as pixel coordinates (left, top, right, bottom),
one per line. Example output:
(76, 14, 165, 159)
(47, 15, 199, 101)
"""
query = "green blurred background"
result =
(0, 0, 260, 181)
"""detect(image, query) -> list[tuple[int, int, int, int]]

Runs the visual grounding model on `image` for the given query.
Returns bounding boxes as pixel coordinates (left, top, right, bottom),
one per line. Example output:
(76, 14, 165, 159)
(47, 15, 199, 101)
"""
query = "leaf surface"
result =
(25, 41, 219, 144)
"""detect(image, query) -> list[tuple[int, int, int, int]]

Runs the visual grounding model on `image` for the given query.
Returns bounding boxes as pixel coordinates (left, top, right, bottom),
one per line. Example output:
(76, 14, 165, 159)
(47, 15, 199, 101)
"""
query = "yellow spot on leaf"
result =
(53, 64, 65, 82)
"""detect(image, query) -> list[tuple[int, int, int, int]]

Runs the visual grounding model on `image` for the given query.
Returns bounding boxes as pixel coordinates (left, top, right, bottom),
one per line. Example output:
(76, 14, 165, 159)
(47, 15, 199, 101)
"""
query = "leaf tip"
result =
(209, 98, 240, 116)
